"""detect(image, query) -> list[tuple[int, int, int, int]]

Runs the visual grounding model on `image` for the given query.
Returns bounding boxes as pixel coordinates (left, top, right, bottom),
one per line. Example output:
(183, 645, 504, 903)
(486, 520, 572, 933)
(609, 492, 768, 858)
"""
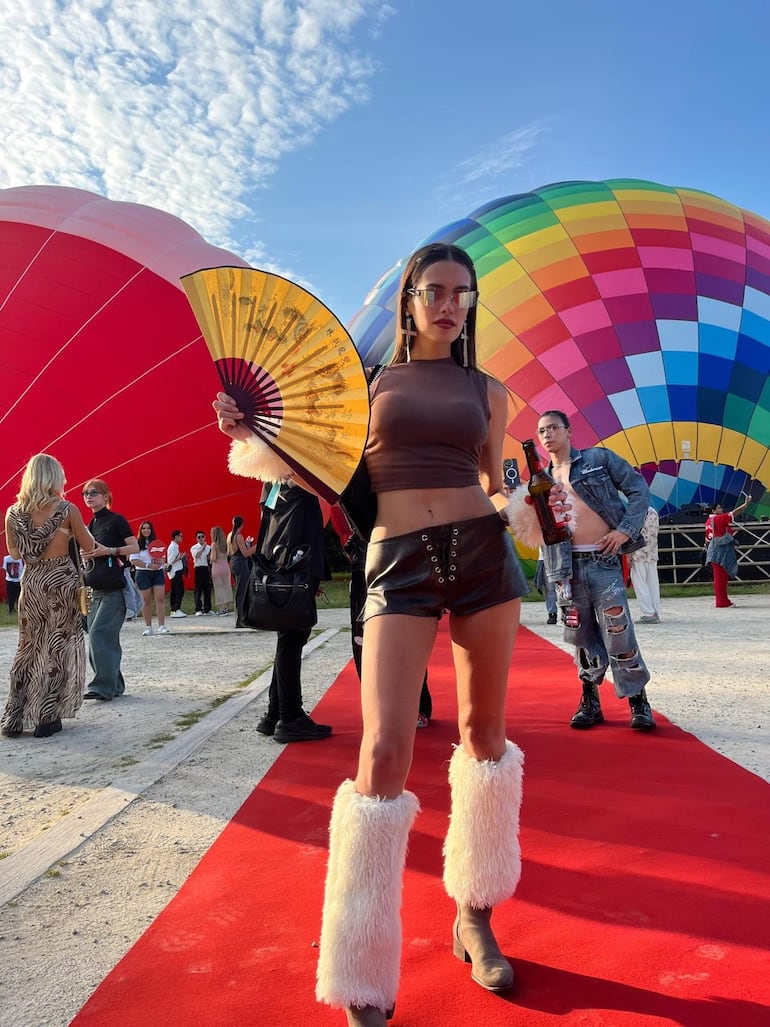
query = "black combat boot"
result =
(628, 689, 656, 730)
(570, 685, 604, 729)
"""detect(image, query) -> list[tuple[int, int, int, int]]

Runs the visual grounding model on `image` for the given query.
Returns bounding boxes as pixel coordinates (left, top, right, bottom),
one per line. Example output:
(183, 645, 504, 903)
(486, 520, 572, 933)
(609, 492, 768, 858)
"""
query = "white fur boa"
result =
(443, 741, 524, 908)
(504, 487, 545, 548)
(504, 487, 576, 549)
(316, 781, 420, 1011)
(227, 435, 292, 481)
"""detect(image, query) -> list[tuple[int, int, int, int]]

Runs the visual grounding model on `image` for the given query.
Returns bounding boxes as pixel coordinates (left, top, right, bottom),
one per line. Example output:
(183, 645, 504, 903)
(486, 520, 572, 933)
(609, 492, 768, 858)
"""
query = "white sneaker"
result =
(195, 610, 204, 617)
(142, 627, 153, 636)
(157, 625, 169, 634)
(170, 610, 187, 618)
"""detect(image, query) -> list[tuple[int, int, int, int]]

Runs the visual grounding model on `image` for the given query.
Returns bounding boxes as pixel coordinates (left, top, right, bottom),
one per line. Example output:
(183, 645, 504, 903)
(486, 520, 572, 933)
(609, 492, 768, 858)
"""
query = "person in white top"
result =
(167, 530, 187, 617)
(190, 531, 213, 615)
(130, 521, 169, 635)
(2, 554, 23, 614)
(629, 507, 661, 624)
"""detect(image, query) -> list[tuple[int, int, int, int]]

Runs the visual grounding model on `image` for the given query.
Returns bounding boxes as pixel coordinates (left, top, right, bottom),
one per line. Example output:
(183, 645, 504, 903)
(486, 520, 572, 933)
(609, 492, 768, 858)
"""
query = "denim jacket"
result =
(552, 447, 650, 555)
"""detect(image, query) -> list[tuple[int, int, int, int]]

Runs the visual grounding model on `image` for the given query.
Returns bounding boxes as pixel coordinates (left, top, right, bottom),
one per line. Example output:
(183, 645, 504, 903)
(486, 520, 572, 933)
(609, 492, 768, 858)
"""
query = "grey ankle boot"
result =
(453, 904, 514, 992)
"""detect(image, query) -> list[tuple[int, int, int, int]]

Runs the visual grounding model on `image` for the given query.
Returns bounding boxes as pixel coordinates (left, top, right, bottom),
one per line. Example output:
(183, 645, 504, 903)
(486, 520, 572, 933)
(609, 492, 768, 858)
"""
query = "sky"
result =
(2, 0, 770, 325)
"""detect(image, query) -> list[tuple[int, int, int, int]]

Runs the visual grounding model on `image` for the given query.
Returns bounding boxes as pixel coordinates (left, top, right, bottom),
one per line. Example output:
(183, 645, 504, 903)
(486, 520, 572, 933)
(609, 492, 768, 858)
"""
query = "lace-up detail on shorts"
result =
(363, 514, 527, 621)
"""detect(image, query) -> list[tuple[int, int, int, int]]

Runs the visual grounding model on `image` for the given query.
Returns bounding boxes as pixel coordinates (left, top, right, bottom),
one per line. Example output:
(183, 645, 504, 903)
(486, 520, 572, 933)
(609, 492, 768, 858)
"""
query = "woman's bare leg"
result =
(140, 589, 153, 628)
(445, 598, 523, 993)
(355, 613, 438, 798)
(153, 583, 166, 627)
(451, 598, 520, 757)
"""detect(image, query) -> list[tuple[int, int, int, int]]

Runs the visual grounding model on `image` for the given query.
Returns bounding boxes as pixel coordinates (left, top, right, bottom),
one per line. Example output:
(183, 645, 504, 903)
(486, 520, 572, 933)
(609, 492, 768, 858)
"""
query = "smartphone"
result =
(502, 458, 520, 489)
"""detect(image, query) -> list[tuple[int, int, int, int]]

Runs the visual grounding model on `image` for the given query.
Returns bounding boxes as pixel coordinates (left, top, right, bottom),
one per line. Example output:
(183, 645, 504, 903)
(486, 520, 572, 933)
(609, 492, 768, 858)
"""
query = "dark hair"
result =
(137, 520, 156, 550)
(232, 515, 244, 531)
(392, 243, 479, 368)
(540, 410, 571, 429)
(171, 529, 183, 539)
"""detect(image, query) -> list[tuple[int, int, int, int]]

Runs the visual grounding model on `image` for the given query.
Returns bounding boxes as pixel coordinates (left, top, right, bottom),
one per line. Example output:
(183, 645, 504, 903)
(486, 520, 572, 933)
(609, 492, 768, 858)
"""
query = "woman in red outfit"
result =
(704, 496, 748, 607)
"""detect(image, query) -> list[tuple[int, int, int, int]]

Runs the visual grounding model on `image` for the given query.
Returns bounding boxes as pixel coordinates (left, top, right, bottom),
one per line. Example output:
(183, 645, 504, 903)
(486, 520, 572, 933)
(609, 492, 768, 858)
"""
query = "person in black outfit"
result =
(228, 515, 256, 627)
(251, 480, 333, 743)
(81, 479, 139, 699)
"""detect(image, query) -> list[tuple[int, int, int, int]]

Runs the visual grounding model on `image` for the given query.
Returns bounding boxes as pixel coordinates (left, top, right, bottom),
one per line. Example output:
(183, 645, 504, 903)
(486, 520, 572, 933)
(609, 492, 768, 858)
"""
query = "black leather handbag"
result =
(83, 554, 126, 592)
(339, 364, 383, 541)
(243, 545, 317, 632)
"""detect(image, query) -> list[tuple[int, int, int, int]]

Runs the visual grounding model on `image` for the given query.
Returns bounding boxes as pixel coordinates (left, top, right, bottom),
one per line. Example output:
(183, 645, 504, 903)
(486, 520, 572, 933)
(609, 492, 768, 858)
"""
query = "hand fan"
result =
(181, 266, 370, 503)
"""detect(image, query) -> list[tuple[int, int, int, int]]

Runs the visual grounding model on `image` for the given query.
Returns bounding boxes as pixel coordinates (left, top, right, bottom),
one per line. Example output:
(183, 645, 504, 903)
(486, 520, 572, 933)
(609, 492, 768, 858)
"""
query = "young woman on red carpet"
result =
(221, 242, 534, 1027)
(214, 244, 535, 1027)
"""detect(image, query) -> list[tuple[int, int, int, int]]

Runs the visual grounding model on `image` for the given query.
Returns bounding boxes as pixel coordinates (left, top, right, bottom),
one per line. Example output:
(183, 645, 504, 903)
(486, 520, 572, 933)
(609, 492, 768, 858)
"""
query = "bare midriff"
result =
(370, 484, 498, 542)
(552, 466, 610, 547)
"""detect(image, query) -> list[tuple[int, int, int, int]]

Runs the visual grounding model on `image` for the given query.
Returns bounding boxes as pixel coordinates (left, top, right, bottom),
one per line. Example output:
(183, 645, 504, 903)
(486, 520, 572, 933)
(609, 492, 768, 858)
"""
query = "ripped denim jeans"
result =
(564, 551, 650, 698)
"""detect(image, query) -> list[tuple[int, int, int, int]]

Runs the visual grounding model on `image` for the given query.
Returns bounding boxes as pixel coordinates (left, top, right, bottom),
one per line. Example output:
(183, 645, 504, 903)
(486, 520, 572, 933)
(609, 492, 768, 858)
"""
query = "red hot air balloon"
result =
(0, 185, 267, 560)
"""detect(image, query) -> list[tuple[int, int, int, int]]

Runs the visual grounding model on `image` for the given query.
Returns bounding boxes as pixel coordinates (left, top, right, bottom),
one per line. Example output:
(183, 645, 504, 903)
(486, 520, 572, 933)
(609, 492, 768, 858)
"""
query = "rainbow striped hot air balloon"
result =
(349, 179, 770, 520)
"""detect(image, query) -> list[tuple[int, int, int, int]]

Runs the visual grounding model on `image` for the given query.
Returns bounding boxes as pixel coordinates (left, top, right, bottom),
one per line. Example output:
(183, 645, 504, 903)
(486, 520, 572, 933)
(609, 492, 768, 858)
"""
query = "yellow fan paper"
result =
(181, 266, 370, 503)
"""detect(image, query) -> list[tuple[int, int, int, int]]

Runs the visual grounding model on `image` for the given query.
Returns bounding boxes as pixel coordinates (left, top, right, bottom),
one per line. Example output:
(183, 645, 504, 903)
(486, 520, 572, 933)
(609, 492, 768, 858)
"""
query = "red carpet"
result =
(72, 625, 770, 1026)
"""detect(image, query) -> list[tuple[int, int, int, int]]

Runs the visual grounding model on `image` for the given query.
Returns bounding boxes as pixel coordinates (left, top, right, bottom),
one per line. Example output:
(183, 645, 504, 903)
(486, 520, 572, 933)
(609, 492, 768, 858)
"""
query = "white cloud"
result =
(455, 122, 551, 185)
(0, 0, 388, 265)
(434, 120, 553, 213)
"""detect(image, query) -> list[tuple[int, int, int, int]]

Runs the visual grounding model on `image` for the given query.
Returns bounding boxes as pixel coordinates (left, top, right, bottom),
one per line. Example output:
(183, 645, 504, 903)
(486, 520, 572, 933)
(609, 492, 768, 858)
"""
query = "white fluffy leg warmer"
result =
(316, 780, 420, 1011)
(443, 741, 524, 908)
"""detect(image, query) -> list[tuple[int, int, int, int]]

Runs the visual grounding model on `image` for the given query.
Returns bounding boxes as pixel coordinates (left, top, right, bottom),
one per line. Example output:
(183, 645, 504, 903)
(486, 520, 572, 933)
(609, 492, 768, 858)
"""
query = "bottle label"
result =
(564, 604, 580, 629)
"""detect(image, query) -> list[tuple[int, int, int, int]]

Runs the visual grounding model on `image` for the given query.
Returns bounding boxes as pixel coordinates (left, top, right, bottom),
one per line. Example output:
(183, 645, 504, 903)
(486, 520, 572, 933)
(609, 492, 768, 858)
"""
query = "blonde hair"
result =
(16, 453, 66, 512)
(211, 526, 227, 554)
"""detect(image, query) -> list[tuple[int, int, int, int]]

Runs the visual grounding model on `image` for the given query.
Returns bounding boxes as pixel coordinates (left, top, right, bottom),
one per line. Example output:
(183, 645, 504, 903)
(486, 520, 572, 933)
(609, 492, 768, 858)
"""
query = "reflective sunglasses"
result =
(82, 489, 103, 497)
(537, 423, 567, 436)
(406, 287, 477, 309)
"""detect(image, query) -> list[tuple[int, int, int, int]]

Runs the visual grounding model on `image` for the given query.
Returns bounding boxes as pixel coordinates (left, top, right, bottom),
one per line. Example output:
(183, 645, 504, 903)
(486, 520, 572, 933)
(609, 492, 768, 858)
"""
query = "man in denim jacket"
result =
(537, 410, 655, 731)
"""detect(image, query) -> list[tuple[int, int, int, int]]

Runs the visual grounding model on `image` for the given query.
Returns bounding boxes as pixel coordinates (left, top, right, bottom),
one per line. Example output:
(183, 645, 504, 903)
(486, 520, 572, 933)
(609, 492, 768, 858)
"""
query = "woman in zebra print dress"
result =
(2, 454, 95, 738)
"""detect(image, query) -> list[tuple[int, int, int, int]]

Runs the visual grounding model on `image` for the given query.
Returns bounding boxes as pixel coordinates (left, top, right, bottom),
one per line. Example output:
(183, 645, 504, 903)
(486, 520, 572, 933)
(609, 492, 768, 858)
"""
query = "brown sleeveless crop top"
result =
(365, 359, 490, 492)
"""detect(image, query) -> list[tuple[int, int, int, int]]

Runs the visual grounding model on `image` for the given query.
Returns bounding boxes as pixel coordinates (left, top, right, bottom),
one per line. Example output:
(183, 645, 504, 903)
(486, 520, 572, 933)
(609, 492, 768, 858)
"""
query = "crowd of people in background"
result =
(0, 446, 756, 753)
(0, 454, 254, 735)
(1, 511, 248, 630)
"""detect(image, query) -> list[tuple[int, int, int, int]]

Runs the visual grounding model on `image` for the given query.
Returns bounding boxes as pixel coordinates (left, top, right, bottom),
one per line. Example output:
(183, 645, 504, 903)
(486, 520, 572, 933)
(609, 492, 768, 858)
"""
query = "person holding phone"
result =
(215, 242, 529, 1026)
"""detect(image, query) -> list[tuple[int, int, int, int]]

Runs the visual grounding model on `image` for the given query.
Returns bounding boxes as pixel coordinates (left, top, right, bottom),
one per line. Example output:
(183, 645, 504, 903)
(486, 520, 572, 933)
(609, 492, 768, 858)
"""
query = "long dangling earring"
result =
(461, 324, 469, 367)
(403, 314, 415, 363)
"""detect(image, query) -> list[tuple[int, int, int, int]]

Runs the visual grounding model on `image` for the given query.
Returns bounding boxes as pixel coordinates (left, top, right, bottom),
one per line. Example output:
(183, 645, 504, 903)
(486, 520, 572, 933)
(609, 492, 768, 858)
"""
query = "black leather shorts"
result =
(363, 513, 528, 621)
